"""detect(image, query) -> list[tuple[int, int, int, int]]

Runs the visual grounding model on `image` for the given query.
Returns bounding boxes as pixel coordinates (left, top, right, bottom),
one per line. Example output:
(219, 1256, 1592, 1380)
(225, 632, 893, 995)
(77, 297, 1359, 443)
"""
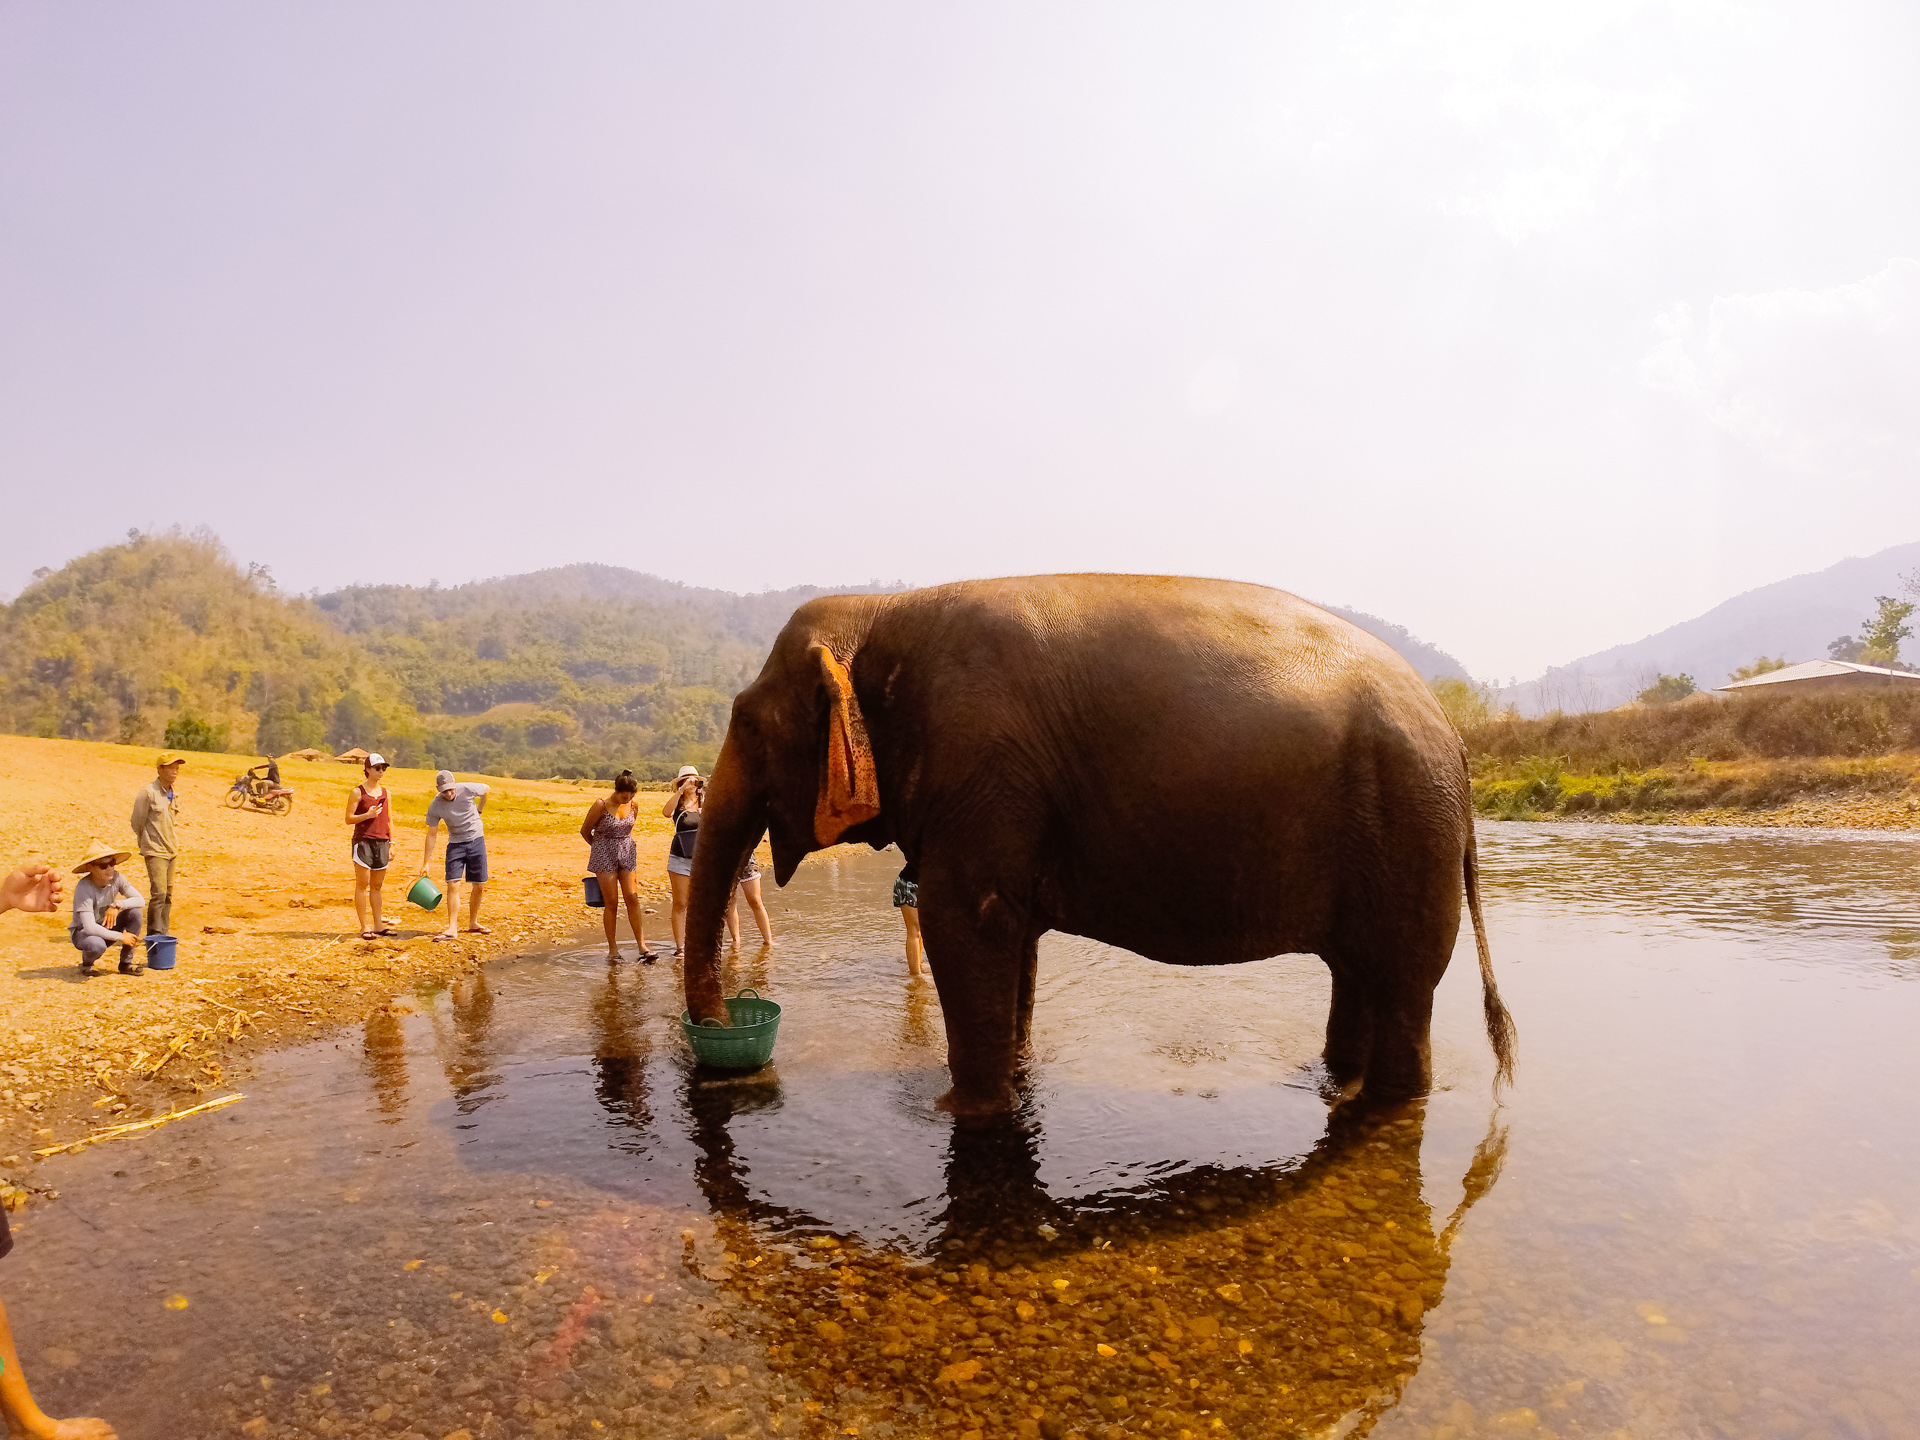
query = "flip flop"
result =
(465, 924, 493, 935)
(360, 931, 379, 940)
(430, 932, 457, 942)
(375, 927, 399, 937)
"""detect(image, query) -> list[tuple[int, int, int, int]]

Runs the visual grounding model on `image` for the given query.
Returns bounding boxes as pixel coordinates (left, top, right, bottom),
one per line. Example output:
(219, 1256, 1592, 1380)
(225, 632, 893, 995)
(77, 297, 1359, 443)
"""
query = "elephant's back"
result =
(889, 574, 1468, 959)
(910, 572, 1447, 743)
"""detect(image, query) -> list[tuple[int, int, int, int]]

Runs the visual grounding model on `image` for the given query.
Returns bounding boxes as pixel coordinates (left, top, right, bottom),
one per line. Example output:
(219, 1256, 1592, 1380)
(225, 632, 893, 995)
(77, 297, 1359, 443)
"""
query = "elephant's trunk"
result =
(683, 739, 765, 1026)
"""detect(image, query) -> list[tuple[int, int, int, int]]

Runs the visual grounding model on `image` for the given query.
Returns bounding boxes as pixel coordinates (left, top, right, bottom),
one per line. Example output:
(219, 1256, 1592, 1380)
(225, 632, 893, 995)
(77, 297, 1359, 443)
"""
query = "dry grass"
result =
(1466, 691, 1920, 825)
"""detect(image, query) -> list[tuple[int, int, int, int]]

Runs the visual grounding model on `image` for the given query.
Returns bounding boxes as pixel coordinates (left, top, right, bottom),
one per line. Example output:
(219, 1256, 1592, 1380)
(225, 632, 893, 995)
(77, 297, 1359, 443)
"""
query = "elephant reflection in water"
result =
(681, 1094, 1504, 1440)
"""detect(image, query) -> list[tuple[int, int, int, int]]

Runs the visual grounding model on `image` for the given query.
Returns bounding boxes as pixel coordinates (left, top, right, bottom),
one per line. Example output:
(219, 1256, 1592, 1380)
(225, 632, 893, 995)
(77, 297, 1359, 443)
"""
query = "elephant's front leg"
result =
(918, 888, 1035, 1119)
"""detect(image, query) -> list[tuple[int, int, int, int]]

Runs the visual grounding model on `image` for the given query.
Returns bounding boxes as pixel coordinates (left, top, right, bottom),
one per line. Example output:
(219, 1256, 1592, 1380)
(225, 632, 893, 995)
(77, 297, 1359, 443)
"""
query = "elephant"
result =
(684, 573, 1515, 1117)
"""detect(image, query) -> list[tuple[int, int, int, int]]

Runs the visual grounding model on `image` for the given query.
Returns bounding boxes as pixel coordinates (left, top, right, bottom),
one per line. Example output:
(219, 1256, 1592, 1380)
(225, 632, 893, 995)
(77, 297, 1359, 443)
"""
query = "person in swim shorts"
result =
(420, 770, 491, 941)
(660, 766, 704, 956)
(346, 753, 394, 939)
(893, 860, 923, 976)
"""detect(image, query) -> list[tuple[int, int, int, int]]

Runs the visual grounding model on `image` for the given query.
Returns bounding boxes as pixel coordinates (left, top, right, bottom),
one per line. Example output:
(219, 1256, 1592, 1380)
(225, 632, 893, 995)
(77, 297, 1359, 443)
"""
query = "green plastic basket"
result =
(681, 988, 782, 1070)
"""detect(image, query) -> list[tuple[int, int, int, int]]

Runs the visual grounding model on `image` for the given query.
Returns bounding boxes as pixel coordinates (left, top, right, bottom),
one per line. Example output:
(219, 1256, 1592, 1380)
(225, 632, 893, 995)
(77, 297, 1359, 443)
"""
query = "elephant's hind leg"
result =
(1321, 959, 1375, 1092)
(1321, 945, 1441, 1102)
(1360, 964, 1439, 1101)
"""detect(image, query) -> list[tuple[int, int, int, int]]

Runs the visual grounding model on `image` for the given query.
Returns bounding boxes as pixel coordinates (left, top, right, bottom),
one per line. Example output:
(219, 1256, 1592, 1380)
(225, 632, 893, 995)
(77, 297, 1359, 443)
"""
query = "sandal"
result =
(360, 930, 379, 941)
(375, 927, 399, 937)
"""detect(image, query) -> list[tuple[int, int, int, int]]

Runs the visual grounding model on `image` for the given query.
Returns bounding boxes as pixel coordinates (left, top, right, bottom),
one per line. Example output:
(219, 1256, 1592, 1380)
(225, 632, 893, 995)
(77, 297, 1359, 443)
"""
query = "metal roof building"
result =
(1717, 659, 1920, 698)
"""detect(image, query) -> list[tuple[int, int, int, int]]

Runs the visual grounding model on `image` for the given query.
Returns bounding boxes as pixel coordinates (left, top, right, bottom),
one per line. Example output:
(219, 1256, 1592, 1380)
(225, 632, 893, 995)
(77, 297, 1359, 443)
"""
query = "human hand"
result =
(1, 860, 63, 914)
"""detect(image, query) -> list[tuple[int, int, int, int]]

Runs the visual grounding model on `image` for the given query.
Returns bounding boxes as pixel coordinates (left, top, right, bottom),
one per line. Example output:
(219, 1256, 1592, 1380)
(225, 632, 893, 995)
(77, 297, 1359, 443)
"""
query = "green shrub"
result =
(163, 713, 230, 753)
(1636, 674, 1697, 705)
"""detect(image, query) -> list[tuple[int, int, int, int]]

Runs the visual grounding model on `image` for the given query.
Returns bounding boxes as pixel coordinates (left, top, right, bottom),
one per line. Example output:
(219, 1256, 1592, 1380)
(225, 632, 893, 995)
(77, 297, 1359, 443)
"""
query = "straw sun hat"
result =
(72, 838, 133, 874)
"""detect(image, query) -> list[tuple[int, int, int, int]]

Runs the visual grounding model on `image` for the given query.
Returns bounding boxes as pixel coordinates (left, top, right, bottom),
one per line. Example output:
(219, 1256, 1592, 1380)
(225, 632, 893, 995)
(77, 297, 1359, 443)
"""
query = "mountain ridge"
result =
(1510, 539, 1920, 713)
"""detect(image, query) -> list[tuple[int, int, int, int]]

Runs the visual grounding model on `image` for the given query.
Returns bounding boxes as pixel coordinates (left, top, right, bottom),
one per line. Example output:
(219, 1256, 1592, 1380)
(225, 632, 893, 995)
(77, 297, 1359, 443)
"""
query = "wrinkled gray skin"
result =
(685, 574, 1515, 1118)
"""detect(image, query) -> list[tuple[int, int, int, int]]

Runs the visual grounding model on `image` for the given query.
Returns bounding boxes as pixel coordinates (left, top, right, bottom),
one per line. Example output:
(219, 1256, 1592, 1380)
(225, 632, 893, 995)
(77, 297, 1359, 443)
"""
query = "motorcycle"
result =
(226, 772, 295, 816)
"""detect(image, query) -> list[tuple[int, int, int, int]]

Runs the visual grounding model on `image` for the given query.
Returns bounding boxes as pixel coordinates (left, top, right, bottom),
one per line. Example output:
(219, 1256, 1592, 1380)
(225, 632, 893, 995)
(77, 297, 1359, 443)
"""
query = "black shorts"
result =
(352, 839, 392, 871)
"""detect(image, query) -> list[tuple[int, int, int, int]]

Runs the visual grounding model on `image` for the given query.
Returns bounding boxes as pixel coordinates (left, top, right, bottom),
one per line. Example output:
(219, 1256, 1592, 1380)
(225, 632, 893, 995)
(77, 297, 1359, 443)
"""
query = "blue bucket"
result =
(143, 934, 177, 970)
(583, 875, 604, 908)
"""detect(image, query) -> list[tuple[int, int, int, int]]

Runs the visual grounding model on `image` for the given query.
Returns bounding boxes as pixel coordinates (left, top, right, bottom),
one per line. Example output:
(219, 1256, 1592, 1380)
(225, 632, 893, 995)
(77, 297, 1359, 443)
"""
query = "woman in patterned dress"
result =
(581, 770, 655, 961)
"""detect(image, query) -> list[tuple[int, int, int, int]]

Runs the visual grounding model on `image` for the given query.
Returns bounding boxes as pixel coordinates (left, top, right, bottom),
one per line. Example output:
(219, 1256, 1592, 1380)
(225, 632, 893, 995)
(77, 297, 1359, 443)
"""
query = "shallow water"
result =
(9, 824, 1920, 1439)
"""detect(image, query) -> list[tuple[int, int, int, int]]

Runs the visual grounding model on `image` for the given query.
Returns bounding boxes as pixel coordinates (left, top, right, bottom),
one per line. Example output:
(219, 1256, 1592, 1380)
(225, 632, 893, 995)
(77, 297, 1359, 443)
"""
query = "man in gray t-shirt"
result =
(419, 771, 491, 941)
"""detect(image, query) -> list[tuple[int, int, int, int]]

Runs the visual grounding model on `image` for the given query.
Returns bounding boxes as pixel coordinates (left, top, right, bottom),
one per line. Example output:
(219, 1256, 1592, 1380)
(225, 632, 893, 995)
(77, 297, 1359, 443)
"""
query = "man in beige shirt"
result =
(130, 753, 185, 936)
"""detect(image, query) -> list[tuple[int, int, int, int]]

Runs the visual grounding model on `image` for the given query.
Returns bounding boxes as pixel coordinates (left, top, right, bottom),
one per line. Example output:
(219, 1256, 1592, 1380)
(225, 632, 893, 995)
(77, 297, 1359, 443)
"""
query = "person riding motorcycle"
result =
(244, 757, 282, 798)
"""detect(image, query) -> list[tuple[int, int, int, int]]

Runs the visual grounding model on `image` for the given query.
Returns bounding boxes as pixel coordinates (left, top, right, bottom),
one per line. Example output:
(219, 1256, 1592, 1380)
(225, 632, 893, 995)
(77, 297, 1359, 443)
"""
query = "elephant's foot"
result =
(1354, 1069, 1432, 1106)
(1321, 1046, 1368, 1091)
(936, 1083, 1020, 1122)
(1319, 1069, 1365, 1105)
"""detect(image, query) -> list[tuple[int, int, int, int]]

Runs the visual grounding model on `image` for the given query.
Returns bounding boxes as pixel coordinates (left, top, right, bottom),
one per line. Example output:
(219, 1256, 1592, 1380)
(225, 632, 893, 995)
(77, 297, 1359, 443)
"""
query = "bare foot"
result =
(606, 947, 623, 961)
(39, 1417, 120, 1439)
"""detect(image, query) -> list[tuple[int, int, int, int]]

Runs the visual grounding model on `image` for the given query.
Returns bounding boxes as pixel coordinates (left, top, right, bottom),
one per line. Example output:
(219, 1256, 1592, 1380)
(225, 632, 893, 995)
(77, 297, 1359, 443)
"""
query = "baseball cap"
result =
(434, 769, 456, 790)
(365, 752, 387, 767)
(156, 753, 187, 767)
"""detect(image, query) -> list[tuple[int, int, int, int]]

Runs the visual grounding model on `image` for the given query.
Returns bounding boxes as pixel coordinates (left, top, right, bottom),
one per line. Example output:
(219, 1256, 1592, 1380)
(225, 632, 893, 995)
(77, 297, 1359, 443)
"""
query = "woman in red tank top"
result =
(345, 754, 394, 939)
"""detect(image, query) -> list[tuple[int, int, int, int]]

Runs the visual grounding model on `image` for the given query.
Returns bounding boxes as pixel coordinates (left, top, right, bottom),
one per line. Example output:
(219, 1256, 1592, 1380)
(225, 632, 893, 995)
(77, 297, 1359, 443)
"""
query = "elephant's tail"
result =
(1464, 834, 1517, 1088)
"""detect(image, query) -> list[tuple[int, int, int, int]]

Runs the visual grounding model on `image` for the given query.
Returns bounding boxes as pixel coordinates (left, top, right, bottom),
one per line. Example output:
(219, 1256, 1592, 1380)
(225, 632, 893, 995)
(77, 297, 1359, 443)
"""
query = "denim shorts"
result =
(445, 837, 489, 883)
(667, 852, 693, 877)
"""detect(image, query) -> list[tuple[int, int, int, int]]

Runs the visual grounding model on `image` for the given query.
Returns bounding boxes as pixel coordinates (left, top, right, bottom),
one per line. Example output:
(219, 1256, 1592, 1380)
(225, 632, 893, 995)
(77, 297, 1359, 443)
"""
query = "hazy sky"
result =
(4, 2, 1917, 679)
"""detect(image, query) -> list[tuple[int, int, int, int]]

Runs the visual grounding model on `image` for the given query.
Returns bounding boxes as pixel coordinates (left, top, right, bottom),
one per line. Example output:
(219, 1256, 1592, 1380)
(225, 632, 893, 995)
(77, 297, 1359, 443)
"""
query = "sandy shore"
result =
(1, 734, 698, 1195)
(1510, 794, 1920, 831)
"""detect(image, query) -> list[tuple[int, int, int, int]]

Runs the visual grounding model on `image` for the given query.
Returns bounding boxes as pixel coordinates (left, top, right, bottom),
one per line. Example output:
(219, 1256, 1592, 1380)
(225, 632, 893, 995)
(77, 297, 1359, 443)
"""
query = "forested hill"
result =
(4, 534, 1470, 777)
(1, 531, 901, 778)
(1318, 603, 1470, 683)
(313, 566, 903, 714)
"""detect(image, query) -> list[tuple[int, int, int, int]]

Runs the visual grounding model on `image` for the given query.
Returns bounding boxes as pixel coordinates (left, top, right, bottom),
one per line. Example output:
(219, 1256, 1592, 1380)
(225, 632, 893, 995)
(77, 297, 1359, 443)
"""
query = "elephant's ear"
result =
(813, 645, 881, 846)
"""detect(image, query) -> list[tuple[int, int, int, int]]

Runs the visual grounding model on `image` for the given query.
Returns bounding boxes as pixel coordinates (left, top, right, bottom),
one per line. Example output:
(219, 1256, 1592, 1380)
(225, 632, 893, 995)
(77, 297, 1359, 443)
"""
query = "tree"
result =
(163, 713, 230, 753)
(1636, 674, 1696, 705)
(328, 690, 385, 751)
(1428, 676, 1494, 733)
(1728, 656, 1788, 682)
(1856, 596, 1915, 668)
(257, 698, 327, 755)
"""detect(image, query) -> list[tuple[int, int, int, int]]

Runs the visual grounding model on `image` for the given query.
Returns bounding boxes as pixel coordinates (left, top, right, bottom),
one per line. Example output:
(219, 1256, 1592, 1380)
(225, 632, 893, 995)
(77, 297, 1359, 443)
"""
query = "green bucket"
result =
(406, 875, 443, 911)
(681, 988, 782, 1071)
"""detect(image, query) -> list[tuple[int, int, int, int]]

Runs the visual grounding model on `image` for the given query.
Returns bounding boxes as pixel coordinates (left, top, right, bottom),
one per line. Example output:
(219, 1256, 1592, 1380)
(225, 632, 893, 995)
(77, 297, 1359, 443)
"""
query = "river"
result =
(9, 823, 1920, 1439)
